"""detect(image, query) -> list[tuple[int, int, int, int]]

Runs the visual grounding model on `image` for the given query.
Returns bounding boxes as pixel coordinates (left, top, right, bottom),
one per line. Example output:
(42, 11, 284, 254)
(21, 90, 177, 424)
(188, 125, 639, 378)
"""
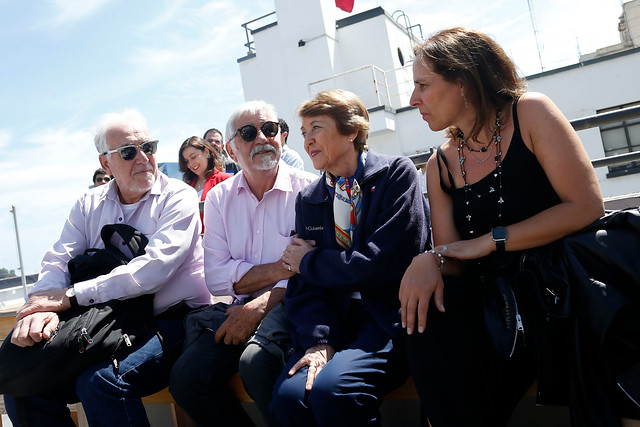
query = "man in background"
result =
(278, 118, 304, 170)
(204, 127, 241, 174)
(92, 167, 110, 187)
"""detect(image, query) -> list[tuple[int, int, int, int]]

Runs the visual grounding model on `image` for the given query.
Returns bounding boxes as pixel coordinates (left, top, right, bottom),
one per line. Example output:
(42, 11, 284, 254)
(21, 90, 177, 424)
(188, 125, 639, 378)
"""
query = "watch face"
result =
(492, 227, 507, 241)
(66, 287, 76, 298)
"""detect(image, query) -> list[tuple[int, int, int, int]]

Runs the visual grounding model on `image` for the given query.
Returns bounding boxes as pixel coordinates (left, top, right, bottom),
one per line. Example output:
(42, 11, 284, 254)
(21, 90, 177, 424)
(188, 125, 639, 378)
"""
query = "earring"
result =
(462, 92, 469, 109)
(348, 138, 353, 142)
(206, 153, 210, 158)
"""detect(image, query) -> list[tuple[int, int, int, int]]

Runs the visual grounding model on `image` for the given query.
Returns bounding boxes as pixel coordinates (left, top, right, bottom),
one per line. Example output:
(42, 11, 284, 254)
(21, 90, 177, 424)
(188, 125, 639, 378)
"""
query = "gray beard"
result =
(249, 144, 279, 170)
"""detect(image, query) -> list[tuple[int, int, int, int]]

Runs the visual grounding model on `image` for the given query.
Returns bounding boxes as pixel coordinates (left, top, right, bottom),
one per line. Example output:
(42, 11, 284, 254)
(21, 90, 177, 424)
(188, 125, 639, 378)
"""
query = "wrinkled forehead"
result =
(105, 123, 150, 149)
(205, 130, 222, 140)
(236, 110, 276, 128)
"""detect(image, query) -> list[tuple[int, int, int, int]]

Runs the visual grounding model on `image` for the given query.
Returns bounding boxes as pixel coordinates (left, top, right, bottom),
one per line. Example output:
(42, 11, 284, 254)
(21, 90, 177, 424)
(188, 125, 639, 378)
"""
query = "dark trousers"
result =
(404, 276, 536, 427)
(169, 304, 255, 427)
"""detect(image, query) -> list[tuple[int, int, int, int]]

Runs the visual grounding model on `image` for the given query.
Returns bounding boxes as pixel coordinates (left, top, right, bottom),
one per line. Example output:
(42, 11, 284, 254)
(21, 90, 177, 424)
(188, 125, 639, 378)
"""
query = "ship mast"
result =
(527, 0, 545, 71)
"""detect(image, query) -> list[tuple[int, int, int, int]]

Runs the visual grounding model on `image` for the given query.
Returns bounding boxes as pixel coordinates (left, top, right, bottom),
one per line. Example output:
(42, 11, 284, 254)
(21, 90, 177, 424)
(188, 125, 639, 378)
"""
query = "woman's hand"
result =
(436, 233, 494, 260)
(399, 253, 445, 335)
(282, 237, 316, 274)
(288, 344, 336, 391)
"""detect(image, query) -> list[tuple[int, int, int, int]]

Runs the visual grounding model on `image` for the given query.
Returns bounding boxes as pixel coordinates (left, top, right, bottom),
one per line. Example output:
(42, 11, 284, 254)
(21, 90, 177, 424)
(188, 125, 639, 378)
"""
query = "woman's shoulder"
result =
(515, 92, 557, 120)
(515, 92, 570, 144)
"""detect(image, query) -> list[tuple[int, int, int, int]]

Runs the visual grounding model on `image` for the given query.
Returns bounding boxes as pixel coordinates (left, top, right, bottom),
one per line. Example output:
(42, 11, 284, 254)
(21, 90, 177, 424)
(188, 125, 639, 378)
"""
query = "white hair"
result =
(94, 109, 148, 154)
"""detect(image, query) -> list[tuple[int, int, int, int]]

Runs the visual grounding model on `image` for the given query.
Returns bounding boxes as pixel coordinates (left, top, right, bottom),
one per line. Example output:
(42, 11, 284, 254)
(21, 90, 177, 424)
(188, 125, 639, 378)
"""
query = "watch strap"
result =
(491, 226, 507, 253)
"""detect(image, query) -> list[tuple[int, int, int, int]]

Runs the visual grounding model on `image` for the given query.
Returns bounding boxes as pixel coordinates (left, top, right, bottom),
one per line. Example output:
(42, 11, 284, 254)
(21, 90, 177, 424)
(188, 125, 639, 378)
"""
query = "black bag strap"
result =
(100, 224, 149, 257)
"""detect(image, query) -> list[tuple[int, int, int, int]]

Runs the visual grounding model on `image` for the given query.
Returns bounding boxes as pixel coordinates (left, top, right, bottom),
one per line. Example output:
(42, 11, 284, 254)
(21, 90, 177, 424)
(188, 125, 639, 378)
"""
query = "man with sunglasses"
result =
(92, 167, 111, 187)
(5, 109, 211, 426)
(203, 127, 241, 175)
(170, 101, 317, 427)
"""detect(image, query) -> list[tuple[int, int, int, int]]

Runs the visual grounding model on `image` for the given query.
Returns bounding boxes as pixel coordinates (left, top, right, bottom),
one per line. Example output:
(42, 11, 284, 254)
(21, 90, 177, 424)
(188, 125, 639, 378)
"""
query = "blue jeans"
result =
(4, 319, 184, 427)
(270, 305, 408, 427)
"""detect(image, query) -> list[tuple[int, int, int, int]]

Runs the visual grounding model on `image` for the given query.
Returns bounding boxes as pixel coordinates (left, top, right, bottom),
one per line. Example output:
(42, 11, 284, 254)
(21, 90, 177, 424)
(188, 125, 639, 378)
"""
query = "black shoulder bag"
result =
(0, 224, 155, 397)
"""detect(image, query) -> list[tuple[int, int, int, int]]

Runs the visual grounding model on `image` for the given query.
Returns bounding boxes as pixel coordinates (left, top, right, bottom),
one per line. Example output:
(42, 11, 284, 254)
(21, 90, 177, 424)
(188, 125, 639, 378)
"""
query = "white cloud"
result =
(47, 0, 113, 27)
(0, 129, 11, 149)
(0, 125, 98, 274)
(141, 0, 188, 31)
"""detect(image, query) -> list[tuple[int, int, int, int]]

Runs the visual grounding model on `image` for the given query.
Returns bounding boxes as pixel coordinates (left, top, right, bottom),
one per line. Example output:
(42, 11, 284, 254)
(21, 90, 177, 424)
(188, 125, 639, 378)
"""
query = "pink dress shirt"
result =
(202, 161, 317, 302)
(34, 172, 212, 315)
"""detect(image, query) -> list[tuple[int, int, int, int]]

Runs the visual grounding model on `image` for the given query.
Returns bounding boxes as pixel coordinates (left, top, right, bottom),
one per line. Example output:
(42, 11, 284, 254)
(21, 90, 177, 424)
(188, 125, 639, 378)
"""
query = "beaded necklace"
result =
(457, 109, 503, 235)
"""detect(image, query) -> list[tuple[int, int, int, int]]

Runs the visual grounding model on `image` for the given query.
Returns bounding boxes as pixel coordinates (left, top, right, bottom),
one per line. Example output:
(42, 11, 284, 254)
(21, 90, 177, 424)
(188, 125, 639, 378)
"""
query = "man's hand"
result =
(16, 289, 71, 322)
(288, 344, 336, 391)
(214, 303, 263, 346)
(11, 312, 60, 347)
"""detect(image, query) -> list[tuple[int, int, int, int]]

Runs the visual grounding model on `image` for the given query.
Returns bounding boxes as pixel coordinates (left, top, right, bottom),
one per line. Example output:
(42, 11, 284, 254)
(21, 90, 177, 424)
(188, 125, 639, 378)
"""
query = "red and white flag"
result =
(335, 0, 354, 12)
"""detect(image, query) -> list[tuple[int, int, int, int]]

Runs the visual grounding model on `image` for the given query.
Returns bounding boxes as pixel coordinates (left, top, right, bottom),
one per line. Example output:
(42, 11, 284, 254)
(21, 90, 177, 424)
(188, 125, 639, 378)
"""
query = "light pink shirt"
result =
(203, 161, 317, 302)
(34, 172, 212, 315)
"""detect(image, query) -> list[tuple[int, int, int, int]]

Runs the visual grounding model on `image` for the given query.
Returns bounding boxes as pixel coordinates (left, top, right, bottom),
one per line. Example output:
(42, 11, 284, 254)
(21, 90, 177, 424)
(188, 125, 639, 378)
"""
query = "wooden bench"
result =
(1, 310, 420, 427)
(141, 375, 419, 427)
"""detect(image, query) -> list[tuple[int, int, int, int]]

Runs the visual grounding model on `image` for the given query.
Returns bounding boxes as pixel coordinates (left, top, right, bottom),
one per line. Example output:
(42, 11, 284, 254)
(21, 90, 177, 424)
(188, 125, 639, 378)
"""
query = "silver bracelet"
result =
(425, 249, 444, 272)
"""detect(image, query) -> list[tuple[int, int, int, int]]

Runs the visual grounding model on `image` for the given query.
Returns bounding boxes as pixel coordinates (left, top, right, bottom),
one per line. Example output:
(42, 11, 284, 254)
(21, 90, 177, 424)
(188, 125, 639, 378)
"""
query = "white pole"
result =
(10, 205, 28, 299)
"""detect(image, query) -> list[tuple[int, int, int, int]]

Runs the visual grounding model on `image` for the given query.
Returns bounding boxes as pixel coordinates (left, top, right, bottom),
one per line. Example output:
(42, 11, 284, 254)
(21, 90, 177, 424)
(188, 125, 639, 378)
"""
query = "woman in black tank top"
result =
(397, 28, 613, 426)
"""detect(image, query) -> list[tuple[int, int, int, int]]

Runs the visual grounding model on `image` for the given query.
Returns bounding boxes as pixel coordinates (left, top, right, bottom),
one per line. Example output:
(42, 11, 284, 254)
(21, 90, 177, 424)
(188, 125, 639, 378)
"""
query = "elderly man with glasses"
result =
(4, 109, 211, 426)
(169, 100, 317, 427)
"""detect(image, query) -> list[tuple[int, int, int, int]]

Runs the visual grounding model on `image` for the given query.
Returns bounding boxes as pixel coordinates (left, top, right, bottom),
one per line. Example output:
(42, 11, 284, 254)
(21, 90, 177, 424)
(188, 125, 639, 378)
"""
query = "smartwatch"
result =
(65, 287, 78, 309)
(491, 226, 507, 253)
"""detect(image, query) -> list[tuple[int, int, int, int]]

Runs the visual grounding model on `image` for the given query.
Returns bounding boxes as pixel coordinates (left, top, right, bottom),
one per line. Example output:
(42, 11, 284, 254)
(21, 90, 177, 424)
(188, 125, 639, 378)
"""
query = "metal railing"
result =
(240, 12, 277, 56)
(308, 64, 414, 110)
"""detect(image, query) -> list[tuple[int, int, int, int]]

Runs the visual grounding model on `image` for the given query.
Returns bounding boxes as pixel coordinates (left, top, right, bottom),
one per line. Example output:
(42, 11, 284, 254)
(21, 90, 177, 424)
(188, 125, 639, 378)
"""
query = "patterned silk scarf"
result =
(326, 174, 362, 248)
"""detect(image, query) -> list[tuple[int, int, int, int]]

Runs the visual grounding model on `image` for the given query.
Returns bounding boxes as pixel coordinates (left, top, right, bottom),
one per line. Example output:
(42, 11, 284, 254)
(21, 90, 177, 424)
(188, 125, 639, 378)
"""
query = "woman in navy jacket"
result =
(272, 89, 430, 426)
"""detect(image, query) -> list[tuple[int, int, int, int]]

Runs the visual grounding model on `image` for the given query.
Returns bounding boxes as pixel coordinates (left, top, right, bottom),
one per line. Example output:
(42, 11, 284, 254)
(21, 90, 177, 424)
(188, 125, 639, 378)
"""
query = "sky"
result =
(0, 0, 625, 276)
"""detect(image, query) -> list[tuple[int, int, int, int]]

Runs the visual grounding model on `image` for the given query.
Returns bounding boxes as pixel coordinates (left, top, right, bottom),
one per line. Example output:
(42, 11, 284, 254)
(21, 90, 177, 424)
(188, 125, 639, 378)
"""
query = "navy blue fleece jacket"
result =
(285, 150, 431, 351)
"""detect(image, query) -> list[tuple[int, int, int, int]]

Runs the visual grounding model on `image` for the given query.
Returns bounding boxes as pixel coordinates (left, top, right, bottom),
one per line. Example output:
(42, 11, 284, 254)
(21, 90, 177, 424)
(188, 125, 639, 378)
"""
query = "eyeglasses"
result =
(230, 122, 279, 143)
(102, 140, 158, 161)
(95, 176, 111, 183)
(205, 137, 222, 144)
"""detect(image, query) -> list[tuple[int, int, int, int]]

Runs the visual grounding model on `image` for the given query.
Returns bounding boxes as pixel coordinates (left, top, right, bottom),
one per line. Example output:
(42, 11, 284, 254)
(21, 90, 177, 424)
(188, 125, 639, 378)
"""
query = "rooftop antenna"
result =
(526, 0, 545, 71)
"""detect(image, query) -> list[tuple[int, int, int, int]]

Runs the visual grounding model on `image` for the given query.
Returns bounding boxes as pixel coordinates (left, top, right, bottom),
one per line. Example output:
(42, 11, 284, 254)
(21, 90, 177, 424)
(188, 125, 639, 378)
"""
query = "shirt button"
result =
(118, 217, 123, 221)
(89, 299, 95, 303)
(256, 230, 260, 234)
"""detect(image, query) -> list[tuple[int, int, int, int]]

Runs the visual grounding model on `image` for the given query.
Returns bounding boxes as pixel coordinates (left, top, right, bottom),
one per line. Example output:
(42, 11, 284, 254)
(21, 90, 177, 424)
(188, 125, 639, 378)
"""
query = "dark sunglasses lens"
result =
(239, 125, 258, 142)
(103, 177, 110, 182)
(120, 146, 138, 160)
(141, 141, 157, 155)
(262, 122, 279, 138)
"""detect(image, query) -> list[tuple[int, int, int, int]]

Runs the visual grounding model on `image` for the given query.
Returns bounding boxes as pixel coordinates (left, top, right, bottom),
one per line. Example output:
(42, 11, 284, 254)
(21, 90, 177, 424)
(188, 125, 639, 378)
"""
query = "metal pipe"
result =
(10, 205, 28, 299)
(570, 105, 640, 131)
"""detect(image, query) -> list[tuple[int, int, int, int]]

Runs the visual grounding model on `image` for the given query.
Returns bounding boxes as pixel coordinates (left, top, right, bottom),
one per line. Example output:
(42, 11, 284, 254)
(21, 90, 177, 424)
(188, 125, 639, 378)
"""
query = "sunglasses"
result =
(95, 176, 111, 183)
(103, 140, 158, 161)
(230, 122, 279, 143)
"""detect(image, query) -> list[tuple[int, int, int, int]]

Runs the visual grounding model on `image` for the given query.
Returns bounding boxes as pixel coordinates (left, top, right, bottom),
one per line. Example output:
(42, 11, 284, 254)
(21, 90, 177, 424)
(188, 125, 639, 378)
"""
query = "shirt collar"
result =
(235, 160, 293, 196)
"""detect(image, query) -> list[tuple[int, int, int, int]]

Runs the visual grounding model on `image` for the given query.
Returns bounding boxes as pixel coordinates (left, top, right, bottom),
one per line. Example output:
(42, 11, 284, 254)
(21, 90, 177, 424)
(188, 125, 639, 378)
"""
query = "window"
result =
(599, 101, 640, 177)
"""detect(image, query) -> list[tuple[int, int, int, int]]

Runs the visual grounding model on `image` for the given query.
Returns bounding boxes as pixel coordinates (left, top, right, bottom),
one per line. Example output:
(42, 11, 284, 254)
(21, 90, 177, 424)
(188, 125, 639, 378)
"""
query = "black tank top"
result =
(437, 98, 561, 240)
